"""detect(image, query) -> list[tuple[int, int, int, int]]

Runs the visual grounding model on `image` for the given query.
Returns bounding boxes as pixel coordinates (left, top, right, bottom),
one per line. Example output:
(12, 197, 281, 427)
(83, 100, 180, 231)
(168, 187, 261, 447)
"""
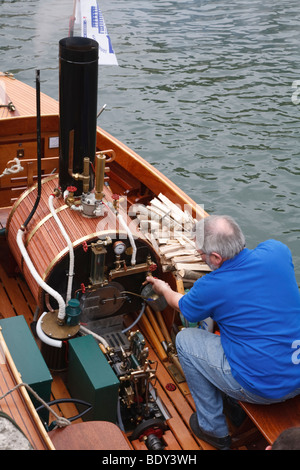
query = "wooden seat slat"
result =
(49, 421, 132, 450)
(239, 396, 300, 445)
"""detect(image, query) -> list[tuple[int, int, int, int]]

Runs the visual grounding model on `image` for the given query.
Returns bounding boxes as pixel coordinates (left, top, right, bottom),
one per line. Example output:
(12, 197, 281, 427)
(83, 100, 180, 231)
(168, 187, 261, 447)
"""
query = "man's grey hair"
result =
(195, 215, 245, 259)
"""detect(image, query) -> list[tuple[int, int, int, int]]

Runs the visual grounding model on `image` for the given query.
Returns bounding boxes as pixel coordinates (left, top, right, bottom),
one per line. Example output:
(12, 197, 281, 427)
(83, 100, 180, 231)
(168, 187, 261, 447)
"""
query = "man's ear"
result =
(211, 252, 223, 267)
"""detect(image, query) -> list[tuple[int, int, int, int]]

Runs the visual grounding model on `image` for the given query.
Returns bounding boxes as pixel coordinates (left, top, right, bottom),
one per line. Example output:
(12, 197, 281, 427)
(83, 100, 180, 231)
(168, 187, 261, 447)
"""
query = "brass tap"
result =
(66, 186, 77, 206)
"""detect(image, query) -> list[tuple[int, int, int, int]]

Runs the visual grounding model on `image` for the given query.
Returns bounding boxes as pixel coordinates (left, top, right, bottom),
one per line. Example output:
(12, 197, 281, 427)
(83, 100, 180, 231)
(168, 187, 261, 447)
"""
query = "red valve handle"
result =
(148, 264, 157, 272)
(67, 186, 77, 193)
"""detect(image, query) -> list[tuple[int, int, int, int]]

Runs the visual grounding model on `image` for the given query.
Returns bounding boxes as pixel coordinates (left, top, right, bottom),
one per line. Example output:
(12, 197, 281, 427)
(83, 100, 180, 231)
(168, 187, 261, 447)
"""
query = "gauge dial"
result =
(113, 241, 126, 255)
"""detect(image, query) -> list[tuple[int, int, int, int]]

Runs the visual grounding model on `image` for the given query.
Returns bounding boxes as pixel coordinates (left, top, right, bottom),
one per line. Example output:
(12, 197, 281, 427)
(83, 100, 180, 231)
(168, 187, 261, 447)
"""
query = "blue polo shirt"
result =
(178, 240, 300, 398)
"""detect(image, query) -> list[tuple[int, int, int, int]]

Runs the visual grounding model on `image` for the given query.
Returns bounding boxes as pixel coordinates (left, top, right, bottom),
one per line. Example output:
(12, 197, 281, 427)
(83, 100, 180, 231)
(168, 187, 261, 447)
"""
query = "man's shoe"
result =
(189, 413, 231, 450)
(223, 395, 247, 428)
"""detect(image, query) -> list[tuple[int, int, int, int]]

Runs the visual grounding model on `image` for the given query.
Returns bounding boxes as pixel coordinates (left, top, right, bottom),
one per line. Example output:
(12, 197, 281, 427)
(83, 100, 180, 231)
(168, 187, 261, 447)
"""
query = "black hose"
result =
(21, 70, 42, 230)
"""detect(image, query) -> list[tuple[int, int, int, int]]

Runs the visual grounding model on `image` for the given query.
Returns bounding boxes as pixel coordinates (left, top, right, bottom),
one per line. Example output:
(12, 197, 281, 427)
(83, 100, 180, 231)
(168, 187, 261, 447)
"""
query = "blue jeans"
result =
(176, 328, 300, 438)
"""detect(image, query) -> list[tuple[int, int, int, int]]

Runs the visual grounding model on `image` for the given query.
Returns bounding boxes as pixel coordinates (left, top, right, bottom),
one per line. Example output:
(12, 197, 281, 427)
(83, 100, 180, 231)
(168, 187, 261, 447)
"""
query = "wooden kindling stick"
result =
(145, 305, 168, 351)
(138, 313, 168, 362)
(154, 309, 172, 344)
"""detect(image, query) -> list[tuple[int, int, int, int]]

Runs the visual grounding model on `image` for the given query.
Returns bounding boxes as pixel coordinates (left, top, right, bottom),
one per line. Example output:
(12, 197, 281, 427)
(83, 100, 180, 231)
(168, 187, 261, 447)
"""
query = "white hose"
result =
(79, 324, 110, 349)
(36, 312, 63, 348)
(49, 195, 74, 302)
(117, 213, 137, 265)
(17, 229, 66, 321)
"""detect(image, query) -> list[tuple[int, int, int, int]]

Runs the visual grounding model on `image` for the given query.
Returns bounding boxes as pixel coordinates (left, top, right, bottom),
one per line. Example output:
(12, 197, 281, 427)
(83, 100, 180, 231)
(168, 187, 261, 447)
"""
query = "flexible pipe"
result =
(117, 398, 125, 432)
(17, 229, 66, 321)
(49, 194, 74, 302)
(36, 312, 63, 348)
(79, 324, 110, 350)
(121, 302, 146, 334)
(117, 213, 137, 265)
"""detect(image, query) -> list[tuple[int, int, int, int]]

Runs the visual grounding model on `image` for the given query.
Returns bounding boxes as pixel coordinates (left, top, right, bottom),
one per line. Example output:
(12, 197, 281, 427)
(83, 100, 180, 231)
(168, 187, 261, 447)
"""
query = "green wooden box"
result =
(67, 335, 120, 423)
(0, 315, 53, 416)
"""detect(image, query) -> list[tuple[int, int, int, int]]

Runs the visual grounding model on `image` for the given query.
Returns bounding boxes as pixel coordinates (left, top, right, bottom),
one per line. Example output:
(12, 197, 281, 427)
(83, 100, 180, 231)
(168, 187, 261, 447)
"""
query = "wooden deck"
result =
(0, 73, 58, 119)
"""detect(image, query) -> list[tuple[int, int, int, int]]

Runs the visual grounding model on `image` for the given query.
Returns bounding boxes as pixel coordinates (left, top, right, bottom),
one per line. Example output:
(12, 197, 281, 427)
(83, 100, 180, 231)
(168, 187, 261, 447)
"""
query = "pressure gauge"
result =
(113, 241, 126, 255)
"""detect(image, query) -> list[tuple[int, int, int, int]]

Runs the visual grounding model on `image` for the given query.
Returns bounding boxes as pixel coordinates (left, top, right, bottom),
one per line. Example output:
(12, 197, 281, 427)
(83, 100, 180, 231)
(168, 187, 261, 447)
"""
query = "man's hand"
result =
(146, 276, 172, 295)
(146, 276, 183, 310)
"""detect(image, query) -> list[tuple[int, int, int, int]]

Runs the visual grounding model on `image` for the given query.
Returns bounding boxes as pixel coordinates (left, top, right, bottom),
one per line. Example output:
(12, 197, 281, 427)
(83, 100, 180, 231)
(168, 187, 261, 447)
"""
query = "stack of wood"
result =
(131, 193, 211, 284)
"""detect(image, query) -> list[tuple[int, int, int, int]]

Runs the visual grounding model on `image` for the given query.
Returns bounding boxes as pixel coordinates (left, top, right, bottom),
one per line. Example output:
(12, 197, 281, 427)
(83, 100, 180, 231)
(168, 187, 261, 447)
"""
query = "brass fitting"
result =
(65, 186, 77, 206)
(69, 157, 91, 194)
(95, 152, 106, 201)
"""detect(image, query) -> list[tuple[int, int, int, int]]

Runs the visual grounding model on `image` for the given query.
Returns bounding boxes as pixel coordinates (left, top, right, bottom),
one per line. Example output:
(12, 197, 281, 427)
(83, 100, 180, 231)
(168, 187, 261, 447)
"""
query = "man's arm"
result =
(145, 276, 183, 310)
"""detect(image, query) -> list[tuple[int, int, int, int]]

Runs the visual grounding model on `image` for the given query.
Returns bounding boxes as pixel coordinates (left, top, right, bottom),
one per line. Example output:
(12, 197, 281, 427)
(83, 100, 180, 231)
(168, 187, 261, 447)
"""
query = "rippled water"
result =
(1, 0, 300, 282)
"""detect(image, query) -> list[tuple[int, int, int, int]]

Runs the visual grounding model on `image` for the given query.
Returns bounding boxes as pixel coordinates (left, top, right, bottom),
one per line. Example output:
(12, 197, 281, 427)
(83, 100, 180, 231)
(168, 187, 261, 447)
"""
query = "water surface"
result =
(1, 0, 300, 282)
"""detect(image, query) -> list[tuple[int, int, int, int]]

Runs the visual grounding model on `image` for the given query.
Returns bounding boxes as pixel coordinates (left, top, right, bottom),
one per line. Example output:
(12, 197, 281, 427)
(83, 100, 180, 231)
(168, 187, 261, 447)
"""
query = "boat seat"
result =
(48, 421, 132, 450)
(238, 395, 300, 445)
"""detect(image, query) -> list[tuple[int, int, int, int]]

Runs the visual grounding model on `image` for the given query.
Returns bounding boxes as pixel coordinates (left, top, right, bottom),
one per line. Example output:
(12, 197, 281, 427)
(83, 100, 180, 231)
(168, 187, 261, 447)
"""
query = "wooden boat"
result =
(0, 38, 288, 451)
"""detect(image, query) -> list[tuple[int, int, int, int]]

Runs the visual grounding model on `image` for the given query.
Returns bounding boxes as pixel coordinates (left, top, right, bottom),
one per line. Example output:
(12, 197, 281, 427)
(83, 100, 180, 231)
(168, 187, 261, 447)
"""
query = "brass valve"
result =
(69, 157, 90, 194)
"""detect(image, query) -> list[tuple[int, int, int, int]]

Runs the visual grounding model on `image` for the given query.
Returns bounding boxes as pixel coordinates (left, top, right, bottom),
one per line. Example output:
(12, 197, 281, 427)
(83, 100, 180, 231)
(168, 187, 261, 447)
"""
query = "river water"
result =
(1, 0, 300, 283)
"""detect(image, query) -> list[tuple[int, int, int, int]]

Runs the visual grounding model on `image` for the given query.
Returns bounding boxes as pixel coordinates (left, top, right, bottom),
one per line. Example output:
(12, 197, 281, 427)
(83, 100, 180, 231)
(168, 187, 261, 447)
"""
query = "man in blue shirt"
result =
(146, 215, 300, 450)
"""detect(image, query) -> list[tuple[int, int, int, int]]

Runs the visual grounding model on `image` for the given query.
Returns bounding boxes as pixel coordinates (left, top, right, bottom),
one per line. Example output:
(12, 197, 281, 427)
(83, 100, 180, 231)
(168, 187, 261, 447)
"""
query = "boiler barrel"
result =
(6, 177, 161, 313)
(6, 177, 116, 309)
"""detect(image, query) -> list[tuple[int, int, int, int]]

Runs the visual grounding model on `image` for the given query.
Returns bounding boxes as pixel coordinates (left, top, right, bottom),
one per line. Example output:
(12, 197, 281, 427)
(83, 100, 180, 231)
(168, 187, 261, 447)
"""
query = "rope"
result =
(0, 382, 71, 429)
(0, 158, 24, 178)
(0, 72, 15, 79)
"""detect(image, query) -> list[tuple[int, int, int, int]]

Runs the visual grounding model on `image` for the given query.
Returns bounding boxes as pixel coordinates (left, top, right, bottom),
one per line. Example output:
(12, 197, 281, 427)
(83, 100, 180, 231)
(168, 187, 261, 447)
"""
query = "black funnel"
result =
(59, 37, 99, 194)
